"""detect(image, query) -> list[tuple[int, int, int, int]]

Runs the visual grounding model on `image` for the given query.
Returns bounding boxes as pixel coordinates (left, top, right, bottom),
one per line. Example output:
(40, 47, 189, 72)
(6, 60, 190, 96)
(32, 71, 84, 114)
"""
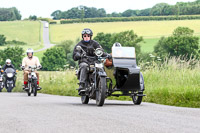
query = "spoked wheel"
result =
(96, 77, 106, 106)
(132, 73, 145, 105)
(27, 83, 31, 96)
(81, 96, 89, 104)
(33, 80, 37, 96)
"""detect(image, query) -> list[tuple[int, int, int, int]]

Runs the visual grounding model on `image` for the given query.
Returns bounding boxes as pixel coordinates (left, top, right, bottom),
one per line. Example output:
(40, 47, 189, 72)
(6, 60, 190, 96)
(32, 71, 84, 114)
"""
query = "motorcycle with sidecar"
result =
(75, 44, 145, 106)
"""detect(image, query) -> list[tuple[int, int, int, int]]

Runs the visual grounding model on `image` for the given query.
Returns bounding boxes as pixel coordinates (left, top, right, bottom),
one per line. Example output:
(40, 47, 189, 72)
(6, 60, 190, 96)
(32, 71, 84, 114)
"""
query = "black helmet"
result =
(81, 28, 93, 38)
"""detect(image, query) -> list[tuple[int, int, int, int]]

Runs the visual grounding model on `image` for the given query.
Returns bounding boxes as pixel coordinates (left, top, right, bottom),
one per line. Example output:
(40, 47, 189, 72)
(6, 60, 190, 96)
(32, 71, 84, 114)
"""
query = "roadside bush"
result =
(0, 47, 24, 69)
(56, 40, 77, 67)
(6, 40, 27, 45)
(0, 34, 6, 46)
(49, 21, 57, 24)
(42, 47, 67, 71)
(154, 27, 199, 59)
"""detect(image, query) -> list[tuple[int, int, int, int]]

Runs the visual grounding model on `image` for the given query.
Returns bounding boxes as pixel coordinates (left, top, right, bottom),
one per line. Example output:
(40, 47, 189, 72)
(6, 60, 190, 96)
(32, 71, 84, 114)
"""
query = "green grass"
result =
(0, 21, 44, 51)
(8, 57, 200, 108)
(34, 50, 46, 62)
(141, 38, 160, 53)
(50, 20, 200, 52)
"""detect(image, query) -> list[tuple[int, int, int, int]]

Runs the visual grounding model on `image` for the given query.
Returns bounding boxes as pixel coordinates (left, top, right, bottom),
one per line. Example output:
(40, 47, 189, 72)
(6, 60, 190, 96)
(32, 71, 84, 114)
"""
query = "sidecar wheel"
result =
(81, 96, 89, 104)
(132, 91, 143, 105)
(96, 77, 106, 106)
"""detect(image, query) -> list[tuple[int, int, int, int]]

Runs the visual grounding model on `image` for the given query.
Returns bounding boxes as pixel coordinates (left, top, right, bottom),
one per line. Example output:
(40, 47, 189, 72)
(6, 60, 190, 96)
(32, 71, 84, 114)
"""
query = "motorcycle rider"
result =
(22, 48, 42, 90)
(2, 59, 17, 87)
(73, 28, 111, 94)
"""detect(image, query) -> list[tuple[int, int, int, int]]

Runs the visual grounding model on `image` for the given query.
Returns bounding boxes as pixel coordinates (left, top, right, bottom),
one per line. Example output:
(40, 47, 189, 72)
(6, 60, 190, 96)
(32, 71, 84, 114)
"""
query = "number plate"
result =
(95, 63, 103, 68)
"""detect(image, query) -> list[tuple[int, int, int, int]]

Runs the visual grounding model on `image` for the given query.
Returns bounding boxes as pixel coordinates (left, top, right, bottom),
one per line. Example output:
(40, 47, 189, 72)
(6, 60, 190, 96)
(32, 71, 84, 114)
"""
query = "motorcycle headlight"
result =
(7, 73, 13, 78)
(95, 48, 103, 57)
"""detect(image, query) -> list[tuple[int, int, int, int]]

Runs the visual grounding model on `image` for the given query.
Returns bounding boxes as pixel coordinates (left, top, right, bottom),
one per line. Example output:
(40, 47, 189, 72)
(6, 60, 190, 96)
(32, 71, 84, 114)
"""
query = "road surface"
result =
(0, 93, 199, 133)
(35, 21, 55, 52)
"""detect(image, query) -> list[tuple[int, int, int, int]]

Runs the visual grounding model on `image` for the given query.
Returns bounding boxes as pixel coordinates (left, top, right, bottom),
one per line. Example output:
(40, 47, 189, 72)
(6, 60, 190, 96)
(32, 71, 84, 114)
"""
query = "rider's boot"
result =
(23, 81, 28, 90)
(37, 81, 42, 90)
(77, 82, 86, 95)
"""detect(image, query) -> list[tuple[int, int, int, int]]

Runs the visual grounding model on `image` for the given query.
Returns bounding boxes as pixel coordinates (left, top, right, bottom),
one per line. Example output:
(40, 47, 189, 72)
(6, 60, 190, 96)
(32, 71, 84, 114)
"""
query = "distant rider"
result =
(22, 48, 42, 90)
(2, 59, 16, 87)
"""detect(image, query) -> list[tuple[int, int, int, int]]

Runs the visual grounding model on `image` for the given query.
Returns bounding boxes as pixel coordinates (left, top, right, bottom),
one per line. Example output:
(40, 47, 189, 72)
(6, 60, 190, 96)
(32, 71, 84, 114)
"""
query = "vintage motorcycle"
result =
(25, 66, 41, 96)
(76, 44, 145, 106)
(76, 46, 108, 106)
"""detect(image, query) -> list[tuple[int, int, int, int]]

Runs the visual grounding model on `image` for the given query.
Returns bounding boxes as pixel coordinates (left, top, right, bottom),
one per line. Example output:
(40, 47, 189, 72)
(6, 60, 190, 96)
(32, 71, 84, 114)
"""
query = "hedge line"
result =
(60, 15, 200, 24)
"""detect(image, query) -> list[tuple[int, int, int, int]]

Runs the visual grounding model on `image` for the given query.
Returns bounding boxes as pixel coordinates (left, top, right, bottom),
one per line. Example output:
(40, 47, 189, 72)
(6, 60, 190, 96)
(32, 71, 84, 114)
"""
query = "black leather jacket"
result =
(73, 40, 107, 64)
(2, 64, 16, 71)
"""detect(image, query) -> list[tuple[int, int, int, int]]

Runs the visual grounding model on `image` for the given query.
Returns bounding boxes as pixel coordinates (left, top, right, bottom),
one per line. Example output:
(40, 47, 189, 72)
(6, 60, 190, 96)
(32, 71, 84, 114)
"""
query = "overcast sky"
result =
(1, 0, 197, 19)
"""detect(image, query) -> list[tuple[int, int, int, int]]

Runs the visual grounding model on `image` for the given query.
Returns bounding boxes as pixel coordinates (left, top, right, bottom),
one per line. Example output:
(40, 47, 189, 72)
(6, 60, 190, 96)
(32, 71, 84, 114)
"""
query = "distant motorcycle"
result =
(25, 66, 41, 96)
(4, 68, 17, 92)
(0, 66, 4, 92)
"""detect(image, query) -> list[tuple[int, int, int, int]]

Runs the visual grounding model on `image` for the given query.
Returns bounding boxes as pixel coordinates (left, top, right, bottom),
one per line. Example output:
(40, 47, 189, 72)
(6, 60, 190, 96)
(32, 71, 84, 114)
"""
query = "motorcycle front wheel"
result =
(33, 80, 37, 96)
(7, 84, 13, 93)
(81, 96, 89, 104)
(96, 77, 106, 106)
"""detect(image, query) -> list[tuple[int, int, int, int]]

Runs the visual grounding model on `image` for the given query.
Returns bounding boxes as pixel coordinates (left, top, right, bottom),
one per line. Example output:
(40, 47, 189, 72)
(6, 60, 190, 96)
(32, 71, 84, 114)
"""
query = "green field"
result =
(50, 20, 200, 52)
(0, 21, 43, 51)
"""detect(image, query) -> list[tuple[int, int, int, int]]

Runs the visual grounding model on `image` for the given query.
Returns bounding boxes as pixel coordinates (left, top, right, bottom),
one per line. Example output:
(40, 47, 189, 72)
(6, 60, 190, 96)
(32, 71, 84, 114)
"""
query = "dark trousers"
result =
(79, 62, 89, 84)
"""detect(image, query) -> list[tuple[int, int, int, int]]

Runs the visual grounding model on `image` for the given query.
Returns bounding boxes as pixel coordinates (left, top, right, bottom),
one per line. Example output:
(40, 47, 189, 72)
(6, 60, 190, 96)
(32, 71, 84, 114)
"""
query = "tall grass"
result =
(7, 57, 200, 108)
(143, 57, 200, 108)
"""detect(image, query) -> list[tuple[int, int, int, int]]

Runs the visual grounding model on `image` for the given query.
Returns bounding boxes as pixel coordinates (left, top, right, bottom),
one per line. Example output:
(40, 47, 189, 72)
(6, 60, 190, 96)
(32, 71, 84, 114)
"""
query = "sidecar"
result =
(105, 44, 145, 105)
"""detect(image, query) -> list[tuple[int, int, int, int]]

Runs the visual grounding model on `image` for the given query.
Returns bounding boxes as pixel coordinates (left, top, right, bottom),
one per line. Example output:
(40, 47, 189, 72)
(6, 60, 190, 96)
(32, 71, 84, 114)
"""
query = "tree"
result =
(94, 30, 143, 54)
(0, 7, 21, 21)
(56, 40, 78, 67)
(0, 47, 24, 69)
(0, 34, 6, 46)
(122, 9, 137, 17)
(29, 15, 37, 21)
(42, 47, 67, 71)
(93, 32, 112, 53)
(111, 30, 143, 54)
(154, 27, 199, 59)
(51, 10, 62, 20)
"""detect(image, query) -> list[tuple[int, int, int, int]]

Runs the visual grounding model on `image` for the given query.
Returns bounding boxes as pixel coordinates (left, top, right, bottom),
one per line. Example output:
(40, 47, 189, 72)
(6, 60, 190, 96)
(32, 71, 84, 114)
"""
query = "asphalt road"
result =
(0, 93, 199, 133)
(35, 21, 55, 52)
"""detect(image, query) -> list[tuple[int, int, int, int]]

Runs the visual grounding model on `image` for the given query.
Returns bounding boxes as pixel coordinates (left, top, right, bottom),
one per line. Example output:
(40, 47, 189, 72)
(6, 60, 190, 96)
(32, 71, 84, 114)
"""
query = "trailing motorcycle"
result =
(4, 68, 17, 92)
(25, 66, 41, 96)
(0, 66, 4, 92)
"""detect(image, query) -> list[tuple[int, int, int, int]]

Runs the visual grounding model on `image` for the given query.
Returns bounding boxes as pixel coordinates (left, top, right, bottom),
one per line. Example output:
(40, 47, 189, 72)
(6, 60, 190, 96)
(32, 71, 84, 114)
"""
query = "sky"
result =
(0, 0, 197, 19)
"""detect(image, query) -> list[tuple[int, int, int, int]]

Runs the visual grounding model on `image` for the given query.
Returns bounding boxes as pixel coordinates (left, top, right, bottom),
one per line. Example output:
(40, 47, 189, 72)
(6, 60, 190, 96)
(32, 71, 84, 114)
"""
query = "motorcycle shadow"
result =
(70, 102, 136, 107)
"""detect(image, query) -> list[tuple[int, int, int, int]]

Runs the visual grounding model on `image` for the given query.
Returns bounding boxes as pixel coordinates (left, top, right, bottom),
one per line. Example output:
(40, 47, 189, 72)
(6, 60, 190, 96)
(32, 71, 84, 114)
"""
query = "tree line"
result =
(51, 0, 200, 19)
(0, 7, 21, 21)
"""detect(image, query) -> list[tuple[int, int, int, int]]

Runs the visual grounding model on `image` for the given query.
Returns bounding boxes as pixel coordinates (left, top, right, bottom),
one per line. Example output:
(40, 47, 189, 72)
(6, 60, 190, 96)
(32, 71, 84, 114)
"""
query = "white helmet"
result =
(27, 48, 34, 58)
(27, 48, 34, 53)
(6, 59, 11, 66)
